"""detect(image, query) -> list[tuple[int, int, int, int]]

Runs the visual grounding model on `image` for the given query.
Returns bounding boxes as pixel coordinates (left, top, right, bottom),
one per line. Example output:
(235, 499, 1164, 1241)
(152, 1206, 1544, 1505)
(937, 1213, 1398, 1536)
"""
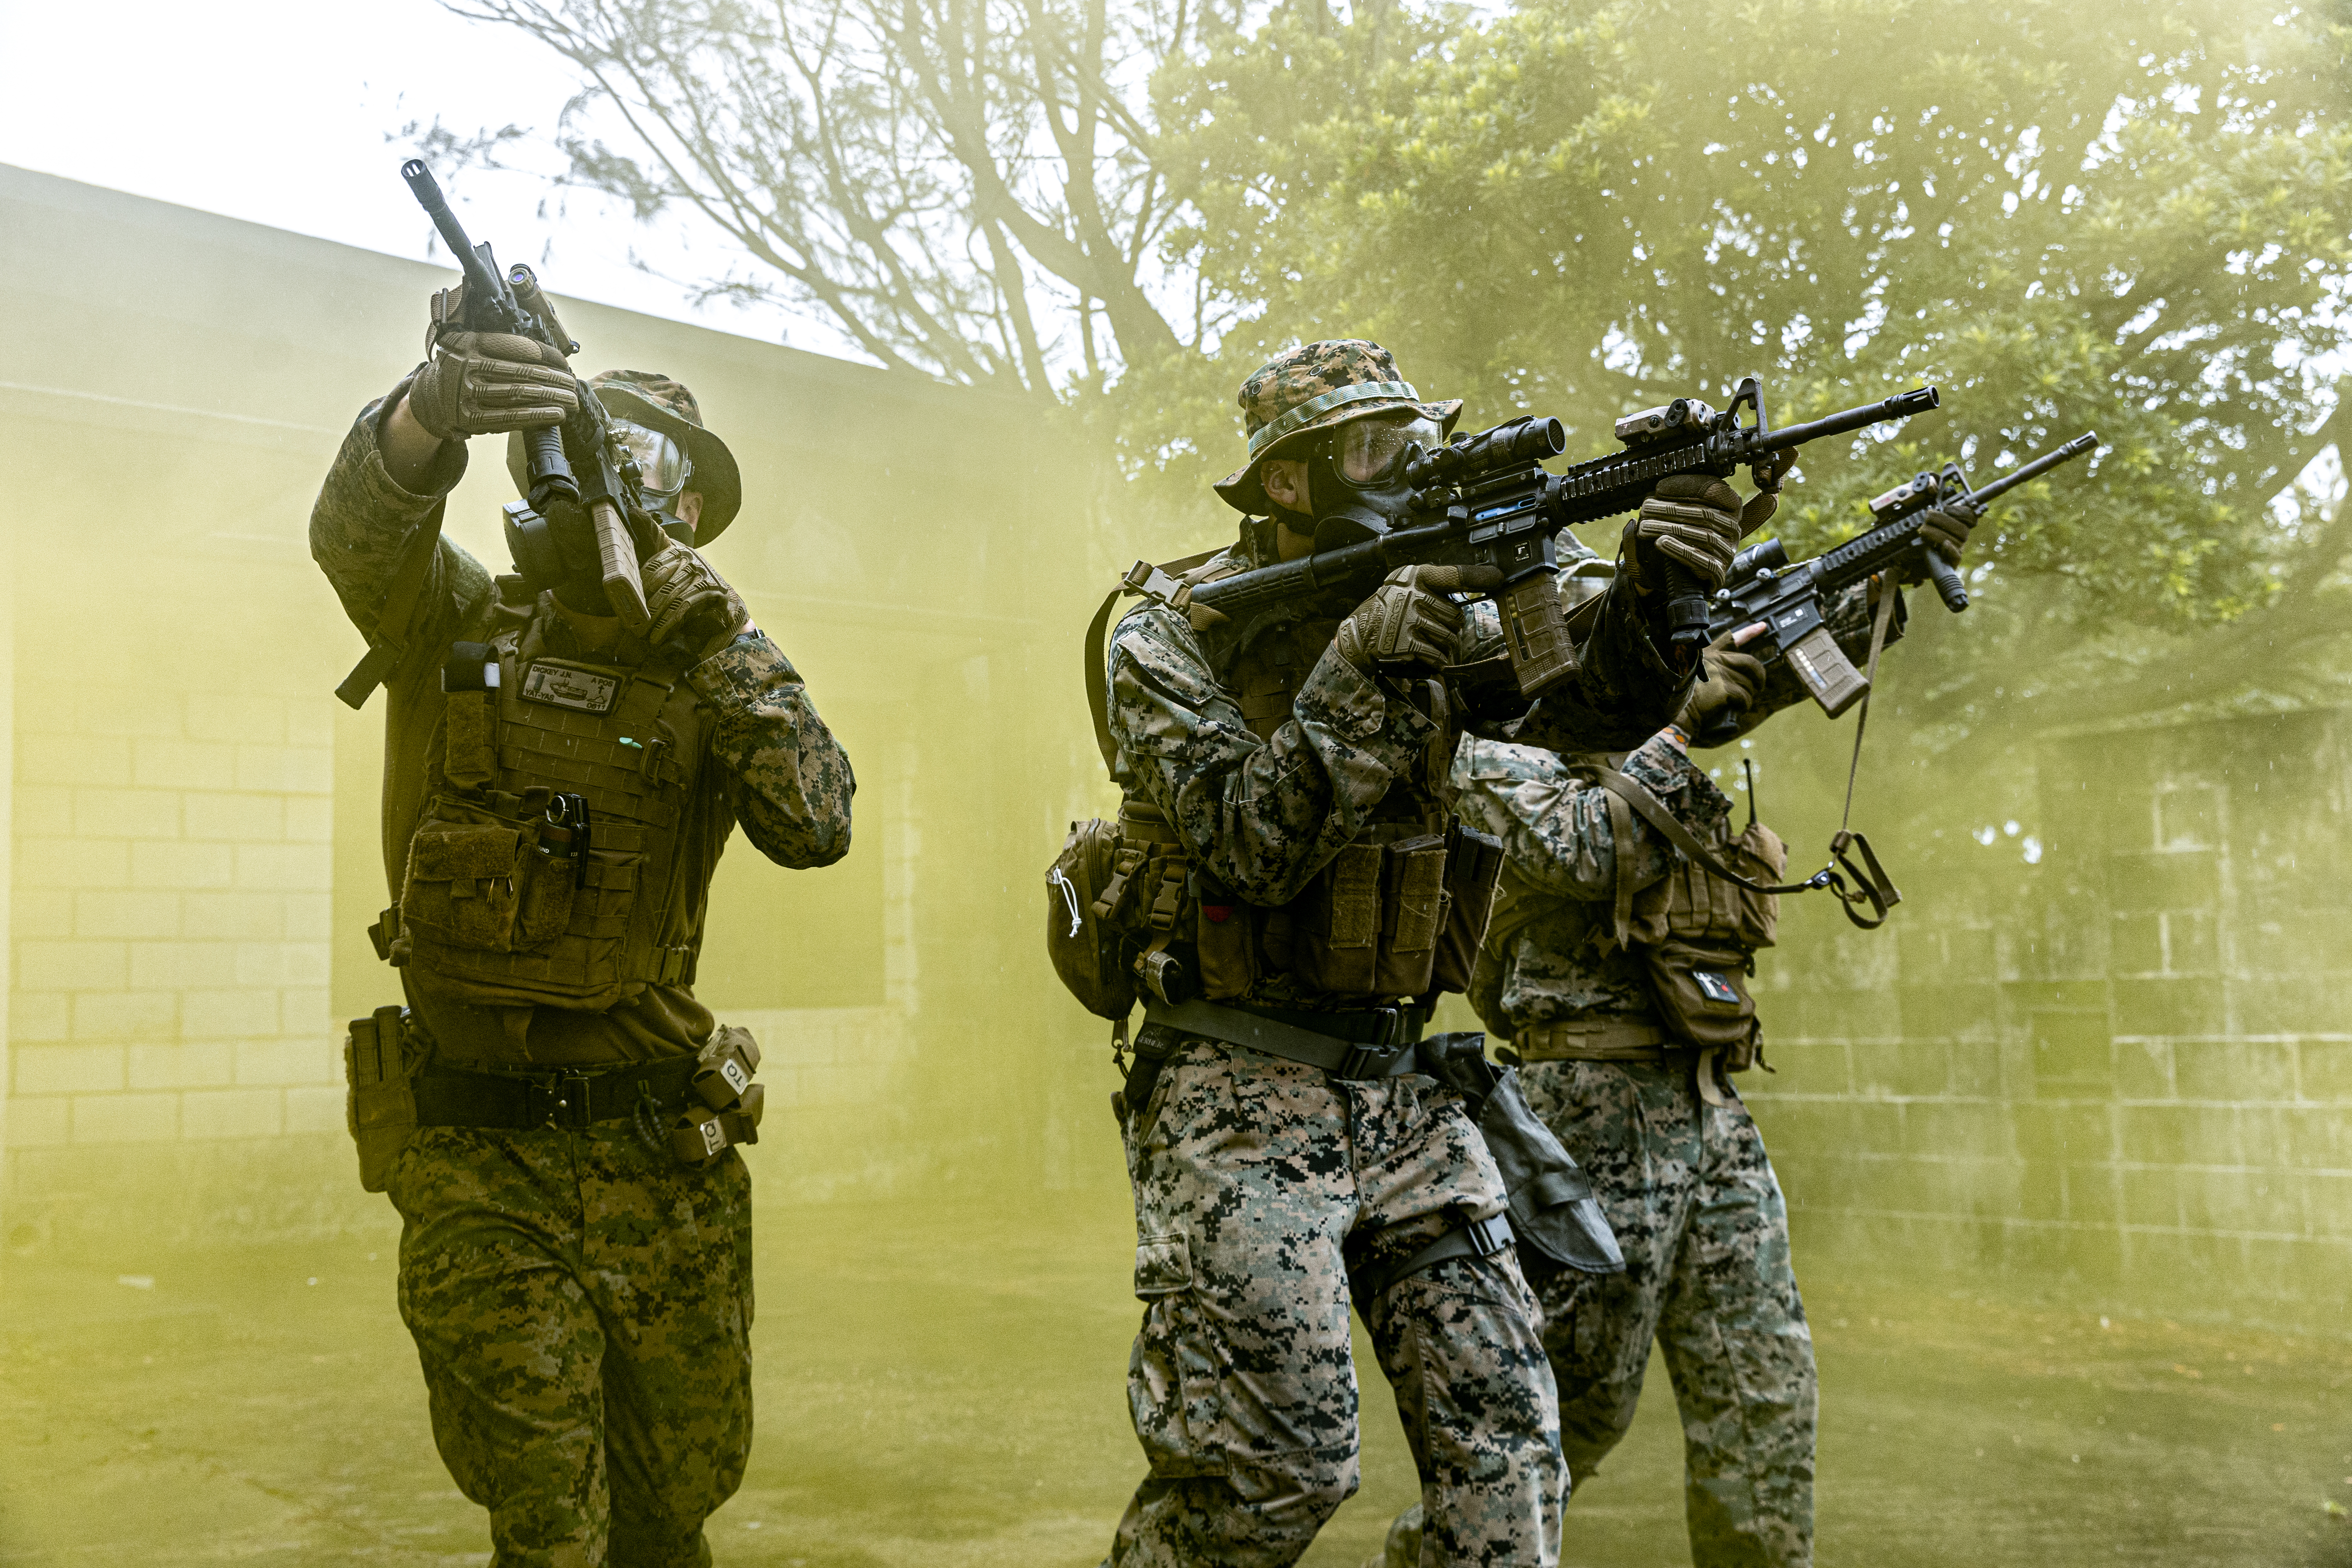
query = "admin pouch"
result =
(344, 1005, 421, 1192)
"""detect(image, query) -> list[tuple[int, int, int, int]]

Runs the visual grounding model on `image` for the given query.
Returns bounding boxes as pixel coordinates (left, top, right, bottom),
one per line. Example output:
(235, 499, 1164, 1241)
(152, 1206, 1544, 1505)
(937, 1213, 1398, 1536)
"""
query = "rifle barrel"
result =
(1966, 431, 2098, 508)
(1755, 386, 1942, 453)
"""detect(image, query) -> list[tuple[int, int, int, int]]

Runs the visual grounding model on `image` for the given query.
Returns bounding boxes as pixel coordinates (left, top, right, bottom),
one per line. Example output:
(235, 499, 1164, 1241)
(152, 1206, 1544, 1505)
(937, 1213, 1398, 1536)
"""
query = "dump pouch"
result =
(1415, 1032, 1624, 1275)
(1047, 817, 1137, 1022)
(344, 1006, 421, 1192)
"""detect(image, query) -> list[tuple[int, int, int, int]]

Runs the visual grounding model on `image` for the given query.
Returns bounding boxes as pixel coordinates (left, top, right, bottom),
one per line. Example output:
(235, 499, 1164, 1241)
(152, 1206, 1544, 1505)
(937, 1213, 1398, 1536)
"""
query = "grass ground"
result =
(2, 1188, 2346, 1565)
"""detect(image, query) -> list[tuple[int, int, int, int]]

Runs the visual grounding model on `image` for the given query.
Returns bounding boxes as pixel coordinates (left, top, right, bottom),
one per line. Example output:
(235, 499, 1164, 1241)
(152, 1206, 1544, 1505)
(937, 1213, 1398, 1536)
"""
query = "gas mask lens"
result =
(612, 421, 691, 497)
(1340, 414, 1444, 485)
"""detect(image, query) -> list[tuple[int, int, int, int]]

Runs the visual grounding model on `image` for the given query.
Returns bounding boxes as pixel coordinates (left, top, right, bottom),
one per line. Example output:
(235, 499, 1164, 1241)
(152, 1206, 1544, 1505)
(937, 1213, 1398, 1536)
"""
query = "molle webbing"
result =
(391, 601, 714, 1011)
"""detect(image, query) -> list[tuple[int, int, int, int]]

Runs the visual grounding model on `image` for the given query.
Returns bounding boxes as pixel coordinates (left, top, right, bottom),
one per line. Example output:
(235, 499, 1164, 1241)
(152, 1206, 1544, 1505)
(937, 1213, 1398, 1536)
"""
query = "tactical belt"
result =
(1513, 1018, 1675, 1063)
(1142, 996, 1425, 1081)
(1350, 1214, 1517, 1309)
(413, 1057, 699, 1132)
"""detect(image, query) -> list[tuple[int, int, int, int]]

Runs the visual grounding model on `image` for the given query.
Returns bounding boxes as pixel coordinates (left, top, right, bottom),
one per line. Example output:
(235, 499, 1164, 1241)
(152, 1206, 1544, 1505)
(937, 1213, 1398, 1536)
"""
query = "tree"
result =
(1163, 0, 2352, 649)
(443, 0, 1222, 398)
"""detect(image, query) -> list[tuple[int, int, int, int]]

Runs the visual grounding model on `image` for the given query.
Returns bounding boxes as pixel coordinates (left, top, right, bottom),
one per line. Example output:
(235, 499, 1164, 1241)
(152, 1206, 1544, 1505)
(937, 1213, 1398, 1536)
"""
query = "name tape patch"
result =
(521, 660, 622, 715)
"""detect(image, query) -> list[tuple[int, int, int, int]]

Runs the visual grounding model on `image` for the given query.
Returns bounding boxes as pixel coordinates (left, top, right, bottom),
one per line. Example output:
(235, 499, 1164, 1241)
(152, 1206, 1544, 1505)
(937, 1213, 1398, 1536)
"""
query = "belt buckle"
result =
(531, 1073, 594, 1130)
(1338, 1008, 1406, 1080)
(1467, 1214, 1514, 1258)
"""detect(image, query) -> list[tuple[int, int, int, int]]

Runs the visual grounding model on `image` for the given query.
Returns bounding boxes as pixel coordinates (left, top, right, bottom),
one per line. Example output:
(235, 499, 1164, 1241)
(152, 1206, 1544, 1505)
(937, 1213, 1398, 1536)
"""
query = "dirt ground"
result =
(2, 1188, 2347, 1567)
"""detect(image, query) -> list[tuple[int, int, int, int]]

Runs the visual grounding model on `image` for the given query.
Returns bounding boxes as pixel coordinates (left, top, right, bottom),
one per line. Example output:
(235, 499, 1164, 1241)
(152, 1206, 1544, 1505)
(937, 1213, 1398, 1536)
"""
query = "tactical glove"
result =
(642, 542, 751, 657)
(1896, 501, 1975, 584)
(407, 331, 578, 441)
(1334, 564, 1504, 676)
(1619, 474, 1757, 594)
(1675, 630, 1768, 733)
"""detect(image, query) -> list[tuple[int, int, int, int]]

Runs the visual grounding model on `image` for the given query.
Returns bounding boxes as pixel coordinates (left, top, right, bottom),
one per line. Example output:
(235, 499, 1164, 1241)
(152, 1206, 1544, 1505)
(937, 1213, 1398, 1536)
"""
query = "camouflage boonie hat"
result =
(1214, 339, 1463, 514)
(505, 369, 744, 542)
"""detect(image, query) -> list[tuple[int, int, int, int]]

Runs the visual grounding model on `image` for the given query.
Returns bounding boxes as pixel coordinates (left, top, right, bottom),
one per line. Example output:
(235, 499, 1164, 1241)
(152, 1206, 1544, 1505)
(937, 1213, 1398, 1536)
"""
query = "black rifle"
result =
(1694, 430, 2099, 744)
(1175, 377, 1941, 698)
(399, 159, 662, 628)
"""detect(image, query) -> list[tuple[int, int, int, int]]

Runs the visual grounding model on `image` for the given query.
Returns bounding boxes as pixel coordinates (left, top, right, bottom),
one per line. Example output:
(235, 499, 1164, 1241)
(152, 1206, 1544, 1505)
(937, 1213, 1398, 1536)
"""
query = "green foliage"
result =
(1145, 0, 2352, 631)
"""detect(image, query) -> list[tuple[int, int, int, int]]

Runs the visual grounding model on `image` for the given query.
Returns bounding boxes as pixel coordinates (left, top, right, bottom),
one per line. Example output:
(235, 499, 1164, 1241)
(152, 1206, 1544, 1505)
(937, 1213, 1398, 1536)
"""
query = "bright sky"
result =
(0, 0, 828, 352)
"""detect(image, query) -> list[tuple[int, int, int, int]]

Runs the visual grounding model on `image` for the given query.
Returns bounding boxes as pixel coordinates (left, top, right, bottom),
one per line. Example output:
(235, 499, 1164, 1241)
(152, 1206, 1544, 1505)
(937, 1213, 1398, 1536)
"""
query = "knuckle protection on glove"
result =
(1651, 474, 1742, 511)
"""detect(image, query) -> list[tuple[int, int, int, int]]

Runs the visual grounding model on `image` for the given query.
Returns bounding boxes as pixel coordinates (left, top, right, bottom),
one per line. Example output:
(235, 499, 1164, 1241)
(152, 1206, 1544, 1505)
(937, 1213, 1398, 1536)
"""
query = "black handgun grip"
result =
(1923, 548, 1969, 612)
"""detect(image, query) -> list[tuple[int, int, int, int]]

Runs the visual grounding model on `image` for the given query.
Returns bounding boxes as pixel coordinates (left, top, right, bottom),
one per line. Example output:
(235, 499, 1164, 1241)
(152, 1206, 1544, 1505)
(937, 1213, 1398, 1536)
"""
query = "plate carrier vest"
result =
(377, 592, 721, 1012)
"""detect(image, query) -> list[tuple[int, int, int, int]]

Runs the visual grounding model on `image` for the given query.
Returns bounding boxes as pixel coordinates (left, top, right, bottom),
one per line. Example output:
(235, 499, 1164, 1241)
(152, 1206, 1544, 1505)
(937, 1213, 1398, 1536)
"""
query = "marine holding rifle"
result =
(1365, 507, 1977, 1568)
(1081, 339, 1771, 1567)
(310, 202, 853, 1562)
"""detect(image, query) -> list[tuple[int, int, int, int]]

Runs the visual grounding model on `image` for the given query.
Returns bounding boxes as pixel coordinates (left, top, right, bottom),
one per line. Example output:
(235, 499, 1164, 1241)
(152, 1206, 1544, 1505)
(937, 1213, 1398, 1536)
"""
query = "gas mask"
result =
(610, 420, 698, 546)
(1298, 412, 1446, 550)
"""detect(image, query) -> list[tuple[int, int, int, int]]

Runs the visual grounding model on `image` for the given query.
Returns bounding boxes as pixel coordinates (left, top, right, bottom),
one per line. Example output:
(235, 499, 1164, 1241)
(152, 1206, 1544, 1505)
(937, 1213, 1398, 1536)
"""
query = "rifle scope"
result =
(1407, 415, 1567, 488)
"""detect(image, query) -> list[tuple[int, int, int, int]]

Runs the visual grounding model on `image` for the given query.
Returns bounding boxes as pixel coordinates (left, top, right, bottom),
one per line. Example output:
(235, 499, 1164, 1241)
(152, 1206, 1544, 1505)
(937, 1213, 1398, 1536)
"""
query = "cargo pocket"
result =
(1128, 1232, 1225, 1478)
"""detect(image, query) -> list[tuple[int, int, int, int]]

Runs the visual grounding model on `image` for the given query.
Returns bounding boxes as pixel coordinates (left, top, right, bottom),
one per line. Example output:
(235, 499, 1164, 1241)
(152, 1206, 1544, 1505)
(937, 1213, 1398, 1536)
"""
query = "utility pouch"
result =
(1192, 867, 1257, 1001)
(1046, 817, 1136, 1020)
(1640, 939, 1759, 1056)
(1415, 1032, 1623, 1275)
(398, 796, 576, 956)
(1431, 825, 1504, 994)
(344, 1006, 420, 1193)
(1629, 815, 1783, 1064)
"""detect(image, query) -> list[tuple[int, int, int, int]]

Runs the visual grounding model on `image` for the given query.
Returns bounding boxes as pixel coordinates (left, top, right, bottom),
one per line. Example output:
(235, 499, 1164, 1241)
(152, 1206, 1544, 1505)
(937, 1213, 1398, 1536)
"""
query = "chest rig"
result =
(379, 592, 719, 1012)
(1051, 554, 1501, 1023)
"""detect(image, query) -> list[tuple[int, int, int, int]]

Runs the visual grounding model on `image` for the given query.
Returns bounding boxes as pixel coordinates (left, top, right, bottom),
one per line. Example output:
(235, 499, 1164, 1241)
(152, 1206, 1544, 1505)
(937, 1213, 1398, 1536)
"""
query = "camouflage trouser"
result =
(1109, 1036, 1565, 1568)
(1522, 1057, 1816, 1568)
(385, 1122, 756, 1568)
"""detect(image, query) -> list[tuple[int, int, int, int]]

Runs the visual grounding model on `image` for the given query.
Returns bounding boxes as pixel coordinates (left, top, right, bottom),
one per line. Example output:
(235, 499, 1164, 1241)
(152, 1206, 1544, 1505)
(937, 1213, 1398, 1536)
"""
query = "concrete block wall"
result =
(1747, 709, 2352, 1330)
(8, 630, 339, 1161)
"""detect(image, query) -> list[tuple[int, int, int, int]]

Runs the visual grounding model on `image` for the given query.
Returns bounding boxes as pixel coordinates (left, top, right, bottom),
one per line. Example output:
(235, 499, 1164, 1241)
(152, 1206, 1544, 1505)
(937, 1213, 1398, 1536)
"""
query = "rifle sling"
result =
(335, 497, 449, 711)
(1574, 766, 1820, 897)
(1084, 547, 1225, 774)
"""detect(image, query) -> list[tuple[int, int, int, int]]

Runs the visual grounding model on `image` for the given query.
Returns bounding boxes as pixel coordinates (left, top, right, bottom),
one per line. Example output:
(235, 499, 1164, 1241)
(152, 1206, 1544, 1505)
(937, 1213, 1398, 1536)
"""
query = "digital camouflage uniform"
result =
(1102, 346, 1694, 1567)
(312, 373, 853, 1568)
(1403, 554, 1894, 1568)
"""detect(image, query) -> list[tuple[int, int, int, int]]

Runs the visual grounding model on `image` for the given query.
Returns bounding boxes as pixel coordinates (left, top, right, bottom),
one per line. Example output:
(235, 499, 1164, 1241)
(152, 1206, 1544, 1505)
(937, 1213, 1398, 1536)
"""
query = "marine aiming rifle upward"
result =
(1690, 430, 2100, 744)
(398, 159, 664, 630)
(1171, 376, 1943, 700)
